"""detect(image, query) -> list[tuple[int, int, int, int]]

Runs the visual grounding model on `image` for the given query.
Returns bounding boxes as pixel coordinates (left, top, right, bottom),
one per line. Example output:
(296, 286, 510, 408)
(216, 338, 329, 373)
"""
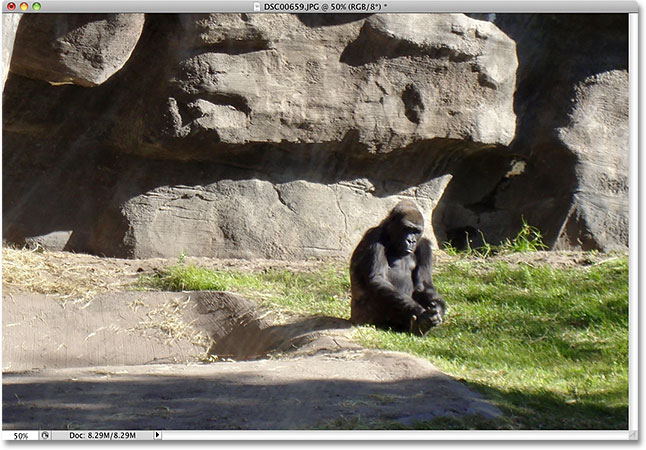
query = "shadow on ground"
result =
(3, 354, 499, 430)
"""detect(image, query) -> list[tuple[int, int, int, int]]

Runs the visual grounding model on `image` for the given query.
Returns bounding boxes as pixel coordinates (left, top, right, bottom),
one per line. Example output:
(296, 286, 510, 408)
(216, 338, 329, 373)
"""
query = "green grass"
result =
(139, 255, 629, 430)
(443, 217, 548, 257)
(138, 263, 351, 319)
(355, 257, 629, 430)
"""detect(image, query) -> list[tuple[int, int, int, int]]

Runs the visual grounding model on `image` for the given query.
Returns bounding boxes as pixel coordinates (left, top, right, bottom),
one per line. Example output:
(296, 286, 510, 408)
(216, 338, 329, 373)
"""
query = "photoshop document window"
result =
(0, 0, 637, 442)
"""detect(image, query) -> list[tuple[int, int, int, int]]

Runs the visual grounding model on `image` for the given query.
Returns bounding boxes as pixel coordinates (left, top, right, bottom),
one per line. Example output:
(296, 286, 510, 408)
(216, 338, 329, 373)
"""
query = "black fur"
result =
(349, 200, 446, 334)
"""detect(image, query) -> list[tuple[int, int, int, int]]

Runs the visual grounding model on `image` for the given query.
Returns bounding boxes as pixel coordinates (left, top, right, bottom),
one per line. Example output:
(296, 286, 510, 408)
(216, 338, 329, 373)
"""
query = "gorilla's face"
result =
(388, 218, 423, 255)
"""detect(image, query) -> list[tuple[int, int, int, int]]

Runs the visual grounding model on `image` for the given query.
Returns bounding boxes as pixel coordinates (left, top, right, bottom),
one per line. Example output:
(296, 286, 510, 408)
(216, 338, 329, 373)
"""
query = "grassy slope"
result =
(139, 255, 629, 430)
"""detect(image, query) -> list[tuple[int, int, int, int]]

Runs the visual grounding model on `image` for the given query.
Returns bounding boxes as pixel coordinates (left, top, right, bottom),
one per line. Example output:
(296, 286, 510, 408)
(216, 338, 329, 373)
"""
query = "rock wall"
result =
(2, 13, 629, 258)
(435, 13, 629, 252)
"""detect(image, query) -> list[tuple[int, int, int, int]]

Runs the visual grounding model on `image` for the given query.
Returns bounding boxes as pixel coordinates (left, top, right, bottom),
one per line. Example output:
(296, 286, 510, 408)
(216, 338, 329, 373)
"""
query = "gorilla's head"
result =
(382, 200, 424, 255)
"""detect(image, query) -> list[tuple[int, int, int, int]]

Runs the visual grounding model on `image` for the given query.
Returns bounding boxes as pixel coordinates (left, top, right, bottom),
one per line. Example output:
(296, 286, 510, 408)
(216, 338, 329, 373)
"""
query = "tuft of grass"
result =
(139, 264, 231, 291)
(499, 217, 549, 253)
(442, 241, 460, 256)
(446, 218, 548, 258)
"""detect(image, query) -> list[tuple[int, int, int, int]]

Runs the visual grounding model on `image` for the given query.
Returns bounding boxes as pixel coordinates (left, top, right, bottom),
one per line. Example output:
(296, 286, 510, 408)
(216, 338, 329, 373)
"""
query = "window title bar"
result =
(1, 1, 639, 14)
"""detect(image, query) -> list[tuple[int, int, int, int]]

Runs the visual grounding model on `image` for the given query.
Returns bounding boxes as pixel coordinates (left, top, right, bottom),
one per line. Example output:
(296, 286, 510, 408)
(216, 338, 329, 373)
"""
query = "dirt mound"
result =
(196, 291, 357, 360)
(2, 290, 357, 370)
(3, 287, 500, 430)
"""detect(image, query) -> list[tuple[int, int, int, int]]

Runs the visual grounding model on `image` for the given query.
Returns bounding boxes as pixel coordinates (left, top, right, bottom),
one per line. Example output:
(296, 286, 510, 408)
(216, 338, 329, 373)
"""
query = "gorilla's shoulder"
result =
(361, 226, 383, 242)
(415, 238, 433, 256)
(417, 237, 432, 248)
(351, 227, 385, 261)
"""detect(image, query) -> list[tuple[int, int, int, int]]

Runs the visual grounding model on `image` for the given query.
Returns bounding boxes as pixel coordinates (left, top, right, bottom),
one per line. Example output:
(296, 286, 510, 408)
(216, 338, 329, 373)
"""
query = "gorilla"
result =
(349, 200, 446, 336)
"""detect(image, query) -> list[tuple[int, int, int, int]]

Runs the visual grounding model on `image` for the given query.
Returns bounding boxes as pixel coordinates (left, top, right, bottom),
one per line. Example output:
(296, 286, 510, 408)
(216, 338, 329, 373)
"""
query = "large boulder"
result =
(149, 14, 516, 153)
(9, 14, 145, 87)
(103, 13, 518, 157)
(119, 175, 453, 259)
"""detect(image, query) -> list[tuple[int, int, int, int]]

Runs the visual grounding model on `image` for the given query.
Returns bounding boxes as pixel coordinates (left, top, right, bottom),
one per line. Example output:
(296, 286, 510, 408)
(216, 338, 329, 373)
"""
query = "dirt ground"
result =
(1, 248, 618, 430)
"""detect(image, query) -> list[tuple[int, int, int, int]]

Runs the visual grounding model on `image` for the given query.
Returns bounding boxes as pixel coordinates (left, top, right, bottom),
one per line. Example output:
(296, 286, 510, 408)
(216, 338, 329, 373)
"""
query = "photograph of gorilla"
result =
(350, 199, 446, 336)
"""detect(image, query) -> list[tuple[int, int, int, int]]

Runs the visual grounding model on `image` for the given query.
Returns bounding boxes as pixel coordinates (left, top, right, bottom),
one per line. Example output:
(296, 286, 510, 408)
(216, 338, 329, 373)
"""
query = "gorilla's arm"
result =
(412, 239, 446, 316)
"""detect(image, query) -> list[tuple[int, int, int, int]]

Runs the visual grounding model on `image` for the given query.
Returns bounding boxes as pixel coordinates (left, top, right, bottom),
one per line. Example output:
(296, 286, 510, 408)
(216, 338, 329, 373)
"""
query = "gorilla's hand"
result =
(409, 309, 442, 336)
(426, 297, 445, 322)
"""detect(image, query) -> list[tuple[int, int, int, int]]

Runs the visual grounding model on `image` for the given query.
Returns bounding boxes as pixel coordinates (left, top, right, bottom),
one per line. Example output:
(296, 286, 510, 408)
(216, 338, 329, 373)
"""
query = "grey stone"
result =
(555, 70, 629, 251)
(119, 175, 452, 259)
(435, 14, 629, 252)
(24, 230, 73, 250)
(116, 13, 514, 257)
(156, 13, 516, 154)
(2, 14, 21, 89)
(9, 13, 144, 87)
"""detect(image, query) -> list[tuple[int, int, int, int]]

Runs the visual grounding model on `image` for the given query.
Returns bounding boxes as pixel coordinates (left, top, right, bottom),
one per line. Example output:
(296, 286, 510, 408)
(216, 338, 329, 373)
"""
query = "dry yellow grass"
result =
(130, 296, 213, 352)
(2, 247, 133, 306)
(1, 249, 221, 351)
(3, 247, 214, 360)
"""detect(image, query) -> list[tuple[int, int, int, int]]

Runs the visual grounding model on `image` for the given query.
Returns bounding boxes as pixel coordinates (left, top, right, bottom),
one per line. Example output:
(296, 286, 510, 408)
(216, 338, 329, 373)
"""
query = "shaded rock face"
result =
(436, 13, 628, 252)
(2, 13, 629, 258)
